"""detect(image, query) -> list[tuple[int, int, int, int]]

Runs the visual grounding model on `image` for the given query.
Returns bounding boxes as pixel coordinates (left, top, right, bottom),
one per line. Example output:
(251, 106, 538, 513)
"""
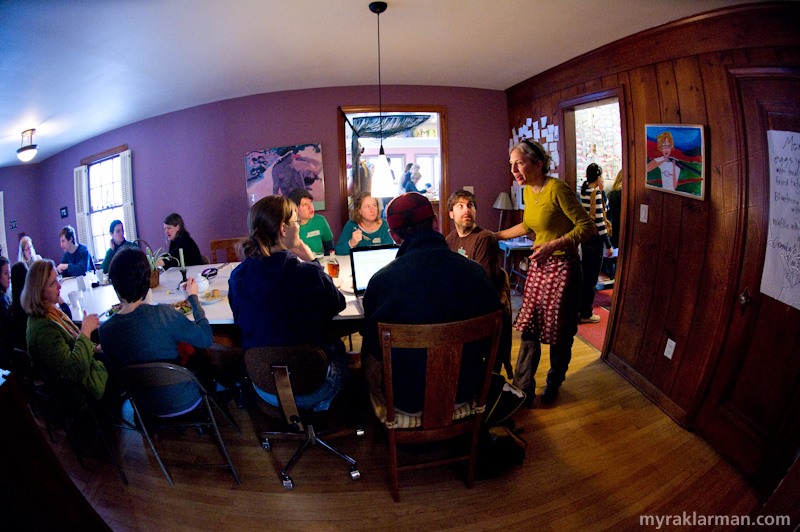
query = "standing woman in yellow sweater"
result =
(496, 139, 595, 404)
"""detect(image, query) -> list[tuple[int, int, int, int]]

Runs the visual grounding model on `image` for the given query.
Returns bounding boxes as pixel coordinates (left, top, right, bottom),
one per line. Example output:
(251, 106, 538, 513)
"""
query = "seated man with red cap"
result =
(361, 192, 502, 416)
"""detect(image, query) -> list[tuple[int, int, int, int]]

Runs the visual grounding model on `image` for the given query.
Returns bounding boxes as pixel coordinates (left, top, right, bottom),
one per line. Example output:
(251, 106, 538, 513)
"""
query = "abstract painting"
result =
(245, 142, 325, 209)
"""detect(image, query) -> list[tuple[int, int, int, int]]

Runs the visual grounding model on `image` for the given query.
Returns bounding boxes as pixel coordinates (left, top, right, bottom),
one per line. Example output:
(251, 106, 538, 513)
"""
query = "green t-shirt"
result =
(299, 214, 334, 255)
(521, 177, 595, 257)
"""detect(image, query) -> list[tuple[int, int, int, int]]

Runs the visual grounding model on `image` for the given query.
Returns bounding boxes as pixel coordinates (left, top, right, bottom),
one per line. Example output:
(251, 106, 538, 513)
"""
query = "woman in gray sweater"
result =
(99, 247, 213, 416)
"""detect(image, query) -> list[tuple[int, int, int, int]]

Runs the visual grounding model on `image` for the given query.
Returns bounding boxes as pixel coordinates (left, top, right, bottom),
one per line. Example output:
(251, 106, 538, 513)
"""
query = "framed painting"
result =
(245, 142, 325, 209)
(645, 124, 705, 200)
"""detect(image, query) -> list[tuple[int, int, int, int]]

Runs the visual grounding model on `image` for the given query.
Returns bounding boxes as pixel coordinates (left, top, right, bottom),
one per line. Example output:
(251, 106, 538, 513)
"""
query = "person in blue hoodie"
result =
(228, 195, 346, 411)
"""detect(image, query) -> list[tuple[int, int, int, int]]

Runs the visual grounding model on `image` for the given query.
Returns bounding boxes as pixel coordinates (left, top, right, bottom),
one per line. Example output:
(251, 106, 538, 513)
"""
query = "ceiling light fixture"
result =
(369, 1, 393, 190)
(17, 128, 39, 162)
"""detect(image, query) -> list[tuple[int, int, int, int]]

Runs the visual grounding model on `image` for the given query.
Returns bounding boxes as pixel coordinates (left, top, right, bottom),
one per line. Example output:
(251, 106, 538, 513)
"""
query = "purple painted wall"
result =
(0, 163, 39, 260)
(1, 85, 509, 261)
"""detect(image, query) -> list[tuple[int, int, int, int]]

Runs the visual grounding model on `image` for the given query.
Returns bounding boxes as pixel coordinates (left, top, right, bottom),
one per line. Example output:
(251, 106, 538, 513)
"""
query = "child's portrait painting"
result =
(645, 125, 705, 200)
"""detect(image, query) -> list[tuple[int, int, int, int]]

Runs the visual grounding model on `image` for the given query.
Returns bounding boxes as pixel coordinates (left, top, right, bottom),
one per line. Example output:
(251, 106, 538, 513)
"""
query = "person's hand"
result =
(80, 312, 100, 337)
(185, 277, 199, 297)
(530, 241, 556, 264)
(349, 229, 363, 248)
(156, 258, 164, 267)
(293, 242, 316, 262)
(56, 263, 68, 273)
(605, 247, 614, 258)
(94, 344, 102, 354)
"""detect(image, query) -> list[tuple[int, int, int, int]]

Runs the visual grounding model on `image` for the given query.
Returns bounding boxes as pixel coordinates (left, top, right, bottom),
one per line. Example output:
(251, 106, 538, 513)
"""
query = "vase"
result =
(149, 268, 159, 288)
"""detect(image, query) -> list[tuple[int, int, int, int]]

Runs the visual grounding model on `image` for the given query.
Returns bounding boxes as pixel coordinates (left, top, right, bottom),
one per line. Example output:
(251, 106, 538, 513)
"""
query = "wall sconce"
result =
(17, 128, 39, 162)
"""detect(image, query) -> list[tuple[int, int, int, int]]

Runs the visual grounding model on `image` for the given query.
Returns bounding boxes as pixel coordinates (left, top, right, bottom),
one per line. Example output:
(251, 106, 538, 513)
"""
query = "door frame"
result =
(558, 86, 629, 357)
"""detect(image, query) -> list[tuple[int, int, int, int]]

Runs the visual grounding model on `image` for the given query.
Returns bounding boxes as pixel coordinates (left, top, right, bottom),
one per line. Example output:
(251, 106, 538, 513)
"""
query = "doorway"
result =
(559, 87, 628, 354)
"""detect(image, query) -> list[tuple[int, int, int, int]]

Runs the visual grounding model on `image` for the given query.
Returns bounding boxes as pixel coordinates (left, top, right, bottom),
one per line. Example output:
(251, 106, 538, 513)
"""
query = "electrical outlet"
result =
(664, 338, 676, 360)
(639, 204, 648, 223)
(463, 185, 474, 193)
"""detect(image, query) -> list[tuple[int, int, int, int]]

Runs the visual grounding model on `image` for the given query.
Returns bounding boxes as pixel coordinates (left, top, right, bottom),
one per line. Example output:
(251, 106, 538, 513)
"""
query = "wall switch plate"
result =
(664, 338, 676, 360)
(463, 185, 474, 193)
(639, 204, 648, 223)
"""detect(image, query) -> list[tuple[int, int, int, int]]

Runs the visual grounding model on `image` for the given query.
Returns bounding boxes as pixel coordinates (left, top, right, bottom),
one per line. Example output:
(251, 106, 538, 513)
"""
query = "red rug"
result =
(577, 306, 609, 351)
(594, 289, 613, 310)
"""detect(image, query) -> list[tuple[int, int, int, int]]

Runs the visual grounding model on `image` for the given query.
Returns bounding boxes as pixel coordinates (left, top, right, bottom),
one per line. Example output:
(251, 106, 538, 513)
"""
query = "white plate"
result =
(200, 289, 227, 305)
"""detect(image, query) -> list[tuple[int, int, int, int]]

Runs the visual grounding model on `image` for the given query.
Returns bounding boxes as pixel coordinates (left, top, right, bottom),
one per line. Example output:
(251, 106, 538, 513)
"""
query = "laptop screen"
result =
(350, 244, 399, 295)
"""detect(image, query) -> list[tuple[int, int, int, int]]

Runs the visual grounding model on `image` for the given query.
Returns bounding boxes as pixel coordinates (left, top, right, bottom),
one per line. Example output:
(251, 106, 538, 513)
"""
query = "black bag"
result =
(474, 420, 528, 480)
(483, 373, 526, 427)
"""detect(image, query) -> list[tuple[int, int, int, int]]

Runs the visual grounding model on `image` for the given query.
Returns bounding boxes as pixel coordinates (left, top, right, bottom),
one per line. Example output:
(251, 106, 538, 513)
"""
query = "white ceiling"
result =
(1, 0, 761, 168)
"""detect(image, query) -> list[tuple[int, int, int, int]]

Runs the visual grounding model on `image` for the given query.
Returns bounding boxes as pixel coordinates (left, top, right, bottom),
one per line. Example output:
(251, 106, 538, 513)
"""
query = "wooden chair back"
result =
(377, 309, 503, 501)
(210, 238, 244, 263)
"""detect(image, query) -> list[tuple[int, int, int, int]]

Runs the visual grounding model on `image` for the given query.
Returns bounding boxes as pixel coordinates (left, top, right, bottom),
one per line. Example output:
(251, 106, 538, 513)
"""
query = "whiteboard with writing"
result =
(760, 130, 800, 310)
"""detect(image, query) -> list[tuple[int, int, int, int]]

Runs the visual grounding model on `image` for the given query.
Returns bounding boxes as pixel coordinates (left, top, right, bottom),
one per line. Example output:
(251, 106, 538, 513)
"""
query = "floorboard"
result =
(40, 304, 759, 532)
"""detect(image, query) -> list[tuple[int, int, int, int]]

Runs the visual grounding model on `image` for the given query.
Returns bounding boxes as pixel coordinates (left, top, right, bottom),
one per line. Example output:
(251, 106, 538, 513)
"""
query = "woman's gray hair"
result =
(511, 139, 551, 176)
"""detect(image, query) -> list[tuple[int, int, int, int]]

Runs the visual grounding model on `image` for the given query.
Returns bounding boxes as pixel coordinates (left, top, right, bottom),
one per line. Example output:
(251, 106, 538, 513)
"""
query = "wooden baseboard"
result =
(606, 351, 688, 426)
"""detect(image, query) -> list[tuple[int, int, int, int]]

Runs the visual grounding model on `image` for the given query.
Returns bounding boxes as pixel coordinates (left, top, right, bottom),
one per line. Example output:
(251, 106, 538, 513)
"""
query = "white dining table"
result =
(59, 255, 361, 325)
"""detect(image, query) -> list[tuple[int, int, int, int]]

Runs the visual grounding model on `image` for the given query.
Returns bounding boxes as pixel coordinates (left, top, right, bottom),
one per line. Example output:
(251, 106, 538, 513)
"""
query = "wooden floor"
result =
(43, 320, 760, 532)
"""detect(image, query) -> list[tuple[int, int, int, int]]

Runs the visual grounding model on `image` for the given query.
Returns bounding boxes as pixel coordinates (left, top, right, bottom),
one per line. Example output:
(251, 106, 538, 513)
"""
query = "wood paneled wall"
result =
(505, 3, 800, 425)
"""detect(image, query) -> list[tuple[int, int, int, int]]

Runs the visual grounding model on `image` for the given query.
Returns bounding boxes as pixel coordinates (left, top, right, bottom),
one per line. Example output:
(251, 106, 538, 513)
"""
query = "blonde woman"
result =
(334, 191, 391, 255)
(18, 236, 42, 269)
(607, 170, 623, 249)
(22, 260, 107, 412)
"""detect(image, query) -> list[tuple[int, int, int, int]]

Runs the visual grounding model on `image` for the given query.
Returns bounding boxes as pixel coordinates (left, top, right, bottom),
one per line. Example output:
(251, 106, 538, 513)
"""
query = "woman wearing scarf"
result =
(21, 260, 107, 412)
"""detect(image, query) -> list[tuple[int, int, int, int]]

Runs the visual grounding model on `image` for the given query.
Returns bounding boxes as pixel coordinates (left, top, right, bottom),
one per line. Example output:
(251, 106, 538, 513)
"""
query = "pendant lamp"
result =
(369, 2, 393, 191)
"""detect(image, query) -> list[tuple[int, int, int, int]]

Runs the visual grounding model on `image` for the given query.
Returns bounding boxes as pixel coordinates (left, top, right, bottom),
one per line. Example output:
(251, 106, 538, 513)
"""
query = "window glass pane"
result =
(101, 159, 113, 187)
(90, 186, 102, 212)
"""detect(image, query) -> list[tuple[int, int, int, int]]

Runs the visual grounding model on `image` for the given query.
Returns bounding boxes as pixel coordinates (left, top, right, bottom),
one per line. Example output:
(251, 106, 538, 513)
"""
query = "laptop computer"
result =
(349, 244, 400, 313)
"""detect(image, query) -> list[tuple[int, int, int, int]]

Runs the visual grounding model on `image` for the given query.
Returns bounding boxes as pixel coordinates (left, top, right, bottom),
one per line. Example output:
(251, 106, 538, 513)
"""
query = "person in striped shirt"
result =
(579, 163, 613, 324)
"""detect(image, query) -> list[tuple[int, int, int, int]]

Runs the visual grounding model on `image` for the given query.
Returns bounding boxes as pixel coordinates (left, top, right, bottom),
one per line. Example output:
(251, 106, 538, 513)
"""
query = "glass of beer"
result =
(327, 259, 339, 278)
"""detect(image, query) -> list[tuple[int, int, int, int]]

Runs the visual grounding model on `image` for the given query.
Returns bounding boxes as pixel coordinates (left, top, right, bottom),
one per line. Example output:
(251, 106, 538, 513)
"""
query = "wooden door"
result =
(695, 68, 800, 493)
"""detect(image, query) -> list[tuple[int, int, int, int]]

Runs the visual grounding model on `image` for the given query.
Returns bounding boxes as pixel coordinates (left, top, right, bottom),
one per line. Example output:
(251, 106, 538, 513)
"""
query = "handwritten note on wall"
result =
(760, 130, 800, 310)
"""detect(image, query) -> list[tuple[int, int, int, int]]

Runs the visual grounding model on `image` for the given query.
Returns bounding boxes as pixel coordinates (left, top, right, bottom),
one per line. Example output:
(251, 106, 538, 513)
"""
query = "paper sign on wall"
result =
(760, 130, 800, 310)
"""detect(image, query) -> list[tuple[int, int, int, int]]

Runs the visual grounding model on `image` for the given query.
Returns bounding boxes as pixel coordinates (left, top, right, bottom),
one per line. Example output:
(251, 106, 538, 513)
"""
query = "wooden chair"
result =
(210, 238, 244, 263)
(244, 345, 361, 489)
(377, 309, 503, 501)
(116, 362, 241, 485)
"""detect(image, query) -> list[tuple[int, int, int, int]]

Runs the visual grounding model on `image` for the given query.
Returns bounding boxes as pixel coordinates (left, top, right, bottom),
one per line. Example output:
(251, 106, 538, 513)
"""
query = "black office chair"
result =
(116, 362, 241, 485)
(244, 345, 362, 488)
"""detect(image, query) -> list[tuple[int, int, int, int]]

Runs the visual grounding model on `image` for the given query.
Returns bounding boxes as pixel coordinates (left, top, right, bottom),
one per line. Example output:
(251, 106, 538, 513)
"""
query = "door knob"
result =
(739, 287, 751, 309)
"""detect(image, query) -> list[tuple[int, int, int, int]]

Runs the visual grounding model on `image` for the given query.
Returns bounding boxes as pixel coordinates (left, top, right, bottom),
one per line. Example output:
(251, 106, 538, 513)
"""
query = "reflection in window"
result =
(345, 111, 441, 208)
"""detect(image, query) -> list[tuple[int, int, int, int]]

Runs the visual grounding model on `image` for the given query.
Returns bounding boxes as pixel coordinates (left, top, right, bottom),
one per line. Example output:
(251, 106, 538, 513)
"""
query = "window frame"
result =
(74, 146, 136, 261)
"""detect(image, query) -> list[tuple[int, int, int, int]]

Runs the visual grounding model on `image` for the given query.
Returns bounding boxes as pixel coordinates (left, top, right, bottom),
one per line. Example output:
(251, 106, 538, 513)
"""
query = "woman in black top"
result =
(162, 213, 203, 269)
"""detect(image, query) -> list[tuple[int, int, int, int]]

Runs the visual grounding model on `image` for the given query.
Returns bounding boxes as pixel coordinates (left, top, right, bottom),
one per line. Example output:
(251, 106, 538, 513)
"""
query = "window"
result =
(74, 149, 136, 261)
(339, 105, 449, 232)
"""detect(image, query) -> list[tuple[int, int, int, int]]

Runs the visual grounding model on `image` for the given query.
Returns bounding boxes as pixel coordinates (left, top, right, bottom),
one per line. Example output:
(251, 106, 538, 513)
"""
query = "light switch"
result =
(664, 338, 676, 360)
(639, 204, 648, 223)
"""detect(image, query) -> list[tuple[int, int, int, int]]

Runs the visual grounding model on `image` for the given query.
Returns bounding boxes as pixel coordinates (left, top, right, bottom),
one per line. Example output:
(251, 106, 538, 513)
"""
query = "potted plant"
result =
(144, 246, 172, 288)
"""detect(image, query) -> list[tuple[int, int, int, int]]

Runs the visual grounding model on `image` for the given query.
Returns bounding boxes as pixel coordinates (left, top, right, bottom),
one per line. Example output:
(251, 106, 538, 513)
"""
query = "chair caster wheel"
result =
(355, 426, 365, 437)
(281, 475, 294, 489)
(350, 468, 361, 480)
(261, 438, 271, 451)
